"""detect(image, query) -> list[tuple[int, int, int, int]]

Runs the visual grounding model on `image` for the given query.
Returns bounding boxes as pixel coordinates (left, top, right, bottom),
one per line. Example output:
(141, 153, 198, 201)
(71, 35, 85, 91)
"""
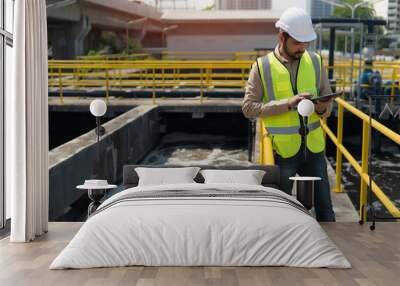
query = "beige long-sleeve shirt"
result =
(242, 45, 333, 119)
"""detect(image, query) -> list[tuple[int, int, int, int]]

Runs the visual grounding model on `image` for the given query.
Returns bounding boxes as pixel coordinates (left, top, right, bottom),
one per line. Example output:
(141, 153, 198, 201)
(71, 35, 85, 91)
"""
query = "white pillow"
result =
(135, 167, 201, 186)
(200, 169, 266, 185)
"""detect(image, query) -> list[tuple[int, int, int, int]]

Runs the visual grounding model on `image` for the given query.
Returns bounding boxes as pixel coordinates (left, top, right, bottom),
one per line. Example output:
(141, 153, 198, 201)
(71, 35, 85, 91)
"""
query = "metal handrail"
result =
(257, 97, 400, 223)
(258, 120, 275, 165)
(76, 51, 400, 63)
(77, 53, 152, 60)
(75, 51, 270, 61)
(48, 60, 253, 102)
(48, 60, 400, 105)
(321, 97, 400, 222)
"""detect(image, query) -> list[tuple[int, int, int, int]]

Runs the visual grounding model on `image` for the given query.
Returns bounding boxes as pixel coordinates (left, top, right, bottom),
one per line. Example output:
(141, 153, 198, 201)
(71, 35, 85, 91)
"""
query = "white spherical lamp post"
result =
(297, 99, 315, 162)
(90, 99, 107, 179)
(90, 99, 107, 139)
(90, 99, 107, 117)
(297, 99, 315, 117)
(292, 99, 321, 215)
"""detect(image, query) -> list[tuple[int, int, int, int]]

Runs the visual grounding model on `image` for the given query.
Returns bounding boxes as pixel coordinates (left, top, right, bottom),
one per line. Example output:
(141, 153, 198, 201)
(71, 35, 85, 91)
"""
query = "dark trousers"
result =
(275, 147, 336, 222)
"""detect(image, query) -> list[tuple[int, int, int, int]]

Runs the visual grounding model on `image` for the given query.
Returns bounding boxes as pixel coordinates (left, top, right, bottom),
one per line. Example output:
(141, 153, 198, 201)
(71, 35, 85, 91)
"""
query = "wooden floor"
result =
(0, 222, 399, 286)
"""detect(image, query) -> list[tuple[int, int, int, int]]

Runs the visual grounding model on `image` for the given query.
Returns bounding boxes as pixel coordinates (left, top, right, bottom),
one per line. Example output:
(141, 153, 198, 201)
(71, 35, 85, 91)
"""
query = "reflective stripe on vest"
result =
(309, 52, 321, 92)
(266, 121, 320, 135)
(258, 55, 276, 101)
(257, 50, 325, 158)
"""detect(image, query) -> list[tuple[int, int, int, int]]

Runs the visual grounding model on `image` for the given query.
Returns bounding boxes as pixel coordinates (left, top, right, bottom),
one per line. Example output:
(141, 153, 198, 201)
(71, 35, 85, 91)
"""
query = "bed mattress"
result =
(50, 183, 351, 269)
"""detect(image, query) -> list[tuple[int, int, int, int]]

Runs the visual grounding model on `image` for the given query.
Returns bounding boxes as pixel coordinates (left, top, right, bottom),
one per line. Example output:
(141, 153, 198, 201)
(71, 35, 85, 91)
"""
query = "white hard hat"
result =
(275, 7, 316, 42)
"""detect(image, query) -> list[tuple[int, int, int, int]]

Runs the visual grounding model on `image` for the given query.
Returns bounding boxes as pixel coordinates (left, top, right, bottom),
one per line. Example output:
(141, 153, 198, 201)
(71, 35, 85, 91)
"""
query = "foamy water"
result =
(328, 153, 400, 219)
(141, 132, 251, 166)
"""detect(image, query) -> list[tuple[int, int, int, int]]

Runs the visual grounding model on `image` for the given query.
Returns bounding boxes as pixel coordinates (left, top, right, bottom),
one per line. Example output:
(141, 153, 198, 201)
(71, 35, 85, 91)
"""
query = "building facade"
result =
(156, 0, 194, 10)
(388, 0, 400, 34)
(216, 0, 272, 10)
(310, 0, 332, 19)
(161, 9, 281, 53)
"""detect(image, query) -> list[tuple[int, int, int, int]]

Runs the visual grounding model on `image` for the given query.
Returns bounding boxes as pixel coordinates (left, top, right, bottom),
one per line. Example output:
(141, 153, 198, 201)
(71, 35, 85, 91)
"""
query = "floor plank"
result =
(0, 222, 399, 286)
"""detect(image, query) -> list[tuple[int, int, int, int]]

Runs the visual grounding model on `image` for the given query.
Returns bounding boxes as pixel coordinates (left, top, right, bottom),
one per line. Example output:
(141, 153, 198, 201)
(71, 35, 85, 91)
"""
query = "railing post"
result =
(241, 68, 245, 90)
(105, 69, 109, 102)
(391, 68, 397, 105)
(206, 67, 211, 90)
(177, 68, 180, 87)
(139, 68, 143, 88)
(359, 120, 370, 223)
(74, 68, 78, 91)
(334, 103, 344, 192)
(200, 68, 204, 104)
(82, 66, 87, 99)
(259, 120, 274, 165)
(77, 67, 81, 92)
(152, 67, 156, 105)
(58, 67, 64, 104)
(119, 67, 122, 91)
(341, 66, 345, 90)
(162, 67, 165, 92)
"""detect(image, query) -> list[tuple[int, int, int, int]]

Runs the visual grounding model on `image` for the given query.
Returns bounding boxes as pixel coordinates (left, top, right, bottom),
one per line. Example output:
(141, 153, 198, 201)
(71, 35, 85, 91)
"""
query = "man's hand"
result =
(314, 98, 332, 114)
(288, 93, 312, 109)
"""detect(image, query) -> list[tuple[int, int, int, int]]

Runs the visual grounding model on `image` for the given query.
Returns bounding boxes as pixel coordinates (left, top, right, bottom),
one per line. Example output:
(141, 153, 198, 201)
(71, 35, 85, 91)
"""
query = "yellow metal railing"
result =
(76, 51, 400, 63)
(258, 98, 400, 222)
(161, 51, 269, 61)
(75, 51, 269, 61)
(48, 59, 400, 103)
(78, 53, 152, 61)
(324, 63, 400, 93)
(48, 60, 252, 103)
(321, 97, 400, 222)
(258, 119, 275, 165)
(74, 51, 400, 64)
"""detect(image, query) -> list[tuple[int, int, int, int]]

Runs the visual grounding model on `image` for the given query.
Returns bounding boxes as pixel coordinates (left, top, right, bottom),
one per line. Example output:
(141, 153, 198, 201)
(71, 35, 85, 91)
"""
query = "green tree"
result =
(332, 0, 375, 19)
(329, 0, 390, 51)
(126, 38, 143, 54)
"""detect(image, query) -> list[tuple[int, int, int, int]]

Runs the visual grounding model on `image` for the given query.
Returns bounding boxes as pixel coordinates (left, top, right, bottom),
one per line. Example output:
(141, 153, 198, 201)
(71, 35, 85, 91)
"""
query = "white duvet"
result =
(50, 183, 351, 269)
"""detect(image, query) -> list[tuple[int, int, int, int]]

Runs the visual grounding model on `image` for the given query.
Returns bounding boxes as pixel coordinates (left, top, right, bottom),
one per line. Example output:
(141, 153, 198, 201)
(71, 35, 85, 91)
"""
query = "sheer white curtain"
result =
(7, 0, 48, 242)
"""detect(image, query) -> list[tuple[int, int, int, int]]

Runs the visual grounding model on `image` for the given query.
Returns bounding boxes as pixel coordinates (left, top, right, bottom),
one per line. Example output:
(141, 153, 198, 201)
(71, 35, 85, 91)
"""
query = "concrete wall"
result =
(47, 3, 82, 22)
(272, 0, 309, 13)
(48, 106, 160, 220)
(167, 34, 277, 52)
(216, 0, 272, 10)
(166, 22, 278, 52)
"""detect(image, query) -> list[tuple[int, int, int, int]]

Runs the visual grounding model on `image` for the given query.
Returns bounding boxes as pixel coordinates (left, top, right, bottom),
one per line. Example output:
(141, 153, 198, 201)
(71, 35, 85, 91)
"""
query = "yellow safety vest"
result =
(257, 50, 325, 159)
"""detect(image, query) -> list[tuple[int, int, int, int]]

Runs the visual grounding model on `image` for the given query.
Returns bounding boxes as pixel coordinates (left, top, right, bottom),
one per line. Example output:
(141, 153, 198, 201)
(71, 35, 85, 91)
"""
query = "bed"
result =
(50, 165, 351, 269)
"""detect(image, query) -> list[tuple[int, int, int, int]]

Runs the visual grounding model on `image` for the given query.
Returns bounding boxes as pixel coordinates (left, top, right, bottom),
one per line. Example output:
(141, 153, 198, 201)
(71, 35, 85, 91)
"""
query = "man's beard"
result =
(284, 39, 304, 60)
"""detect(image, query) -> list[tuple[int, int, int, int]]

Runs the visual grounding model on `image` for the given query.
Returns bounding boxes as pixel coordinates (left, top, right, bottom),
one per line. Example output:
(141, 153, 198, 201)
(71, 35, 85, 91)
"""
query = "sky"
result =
(373, 0, 388, 20)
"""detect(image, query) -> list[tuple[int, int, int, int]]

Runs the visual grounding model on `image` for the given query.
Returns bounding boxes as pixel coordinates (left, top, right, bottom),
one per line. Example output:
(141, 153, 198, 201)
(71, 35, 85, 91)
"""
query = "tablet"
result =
(309, 92, 343, 102)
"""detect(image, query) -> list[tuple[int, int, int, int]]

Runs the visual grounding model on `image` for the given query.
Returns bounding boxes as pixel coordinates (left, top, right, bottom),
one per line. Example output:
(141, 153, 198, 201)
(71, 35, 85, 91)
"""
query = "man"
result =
(242, 7, 335, 221)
